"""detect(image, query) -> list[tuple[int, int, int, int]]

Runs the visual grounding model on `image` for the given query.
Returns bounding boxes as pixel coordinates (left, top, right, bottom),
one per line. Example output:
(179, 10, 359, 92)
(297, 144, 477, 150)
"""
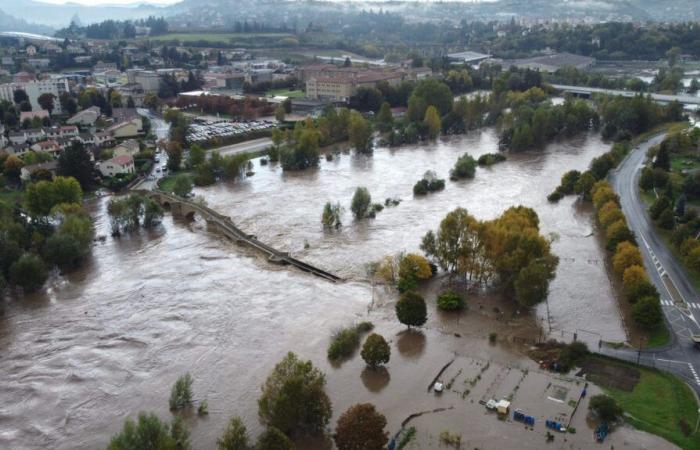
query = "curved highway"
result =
(607, 133, 700, 391)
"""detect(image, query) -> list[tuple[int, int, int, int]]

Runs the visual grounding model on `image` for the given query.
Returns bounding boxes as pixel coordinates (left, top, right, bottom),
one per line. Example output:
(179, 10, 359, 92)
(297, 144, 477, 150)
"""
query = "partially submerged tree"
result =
(334, 403, 388, 450)
(395, 291, 427, 328)
(361, 333, 391, 369)
(258, 352, 331, 435)
(217, 416, 250, 450)
(169, 373, 194, 411)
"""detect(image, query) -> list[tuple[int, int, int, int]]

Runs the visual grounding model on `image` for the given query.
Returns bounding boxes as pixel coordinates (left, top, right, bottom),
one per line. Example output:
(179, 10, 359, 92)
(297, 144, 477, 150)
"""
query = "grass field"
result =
(591, 356, 700, 449)
(266, 89, 305, 98)
(671, 154, 700, 173)
(157, 173, 189, 193)
(145, 33, 293, 44)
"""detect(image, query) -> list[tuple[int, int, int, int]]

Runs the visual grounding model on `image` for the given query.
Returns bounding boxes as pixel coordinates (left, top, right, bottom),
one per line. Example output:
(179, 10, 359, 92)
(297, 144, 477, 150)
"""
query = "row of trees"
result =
(549, 141, 631, 203)
(591, 182, 663, 330)
(420, 206, 559, 308)
(173, 92, 275, 120)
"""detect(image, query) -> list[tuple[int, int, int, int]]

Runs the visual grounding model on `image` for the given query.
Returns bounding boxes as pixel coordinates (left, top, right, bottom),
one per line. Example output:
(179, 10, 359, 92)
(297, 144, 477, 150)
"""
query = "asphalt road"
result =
(208, 137, 273, 157)
(608, 133, 700, 392)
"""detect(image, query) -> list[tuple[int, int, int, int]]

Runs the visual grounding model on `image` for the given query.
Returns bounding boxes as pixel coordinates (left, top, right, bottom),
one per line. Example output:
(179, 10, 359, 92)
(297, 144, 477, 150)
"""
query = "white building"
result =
(0, 78, 71, 114)
(127, 69, 161, 93)
(24, 78, 70, 113)
(99, 155, 135, 177)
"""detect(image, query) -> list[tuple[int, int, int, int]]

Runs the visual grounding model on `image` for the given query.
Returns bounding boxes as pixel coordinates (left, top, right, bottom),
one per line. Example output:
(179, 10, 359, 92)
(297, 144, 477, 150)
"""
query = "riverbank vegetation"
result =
(0, 176, 94, 294)
(421, 206, 559, 308)
(107, 194, 164, 235)
(375, 252, 433, 292)
(327, 322, 374, 361)
(413, 171, 445, 196)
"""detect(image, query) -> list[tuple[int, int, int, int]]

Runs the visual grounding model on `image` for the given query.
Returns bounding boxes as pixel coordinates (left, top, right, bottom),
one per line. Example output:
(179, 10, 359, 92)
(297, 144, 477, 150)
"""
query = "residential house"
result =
(99, 155, 135, 177)
(113, 139, 140, 157)
(31, 139, 61, 157)
(20, 161, 58, 182)
(20, 110, 50, 122)
(108, 120, 141, 139)
(67, 106, 101, 126)
(9, 128, 45, 145)
(112, 108, 143, 131)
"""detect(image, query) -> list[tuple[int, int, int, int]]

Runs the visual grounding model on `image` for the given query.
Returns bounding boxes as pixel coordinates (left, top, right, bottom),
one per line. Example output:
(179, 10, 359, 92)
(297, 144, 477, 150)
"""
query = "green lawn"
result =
(646, 324, 670, 348)
(266, 89, 305, 99)
(157, 173, 183, 193)
(594, 356, 700, 449)
(671, 154, 700, 173)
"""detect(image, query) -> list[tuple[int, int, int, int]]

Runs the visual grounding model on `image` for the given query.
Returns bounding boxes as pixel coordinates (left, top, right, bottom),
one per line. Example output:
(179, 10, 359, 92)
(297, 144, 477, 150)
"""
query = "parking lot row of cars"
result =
(187, 119, 275, 143)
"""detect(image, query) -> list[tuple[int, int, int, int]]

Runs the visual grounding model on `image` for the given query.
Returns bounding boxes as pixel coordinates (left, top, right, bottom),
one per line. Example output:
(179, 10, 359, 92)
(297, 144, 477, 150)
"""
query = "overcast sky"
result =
(36, 0, 181, 5)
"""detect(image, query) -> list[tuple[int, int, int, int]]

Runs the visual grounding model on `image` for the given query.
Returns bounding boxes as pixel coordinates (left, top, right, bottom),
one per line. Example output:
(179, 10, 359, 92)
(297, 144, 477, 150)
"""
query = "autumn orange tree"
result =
(421, 206, 558, 308)
(334, 404, 388, 450)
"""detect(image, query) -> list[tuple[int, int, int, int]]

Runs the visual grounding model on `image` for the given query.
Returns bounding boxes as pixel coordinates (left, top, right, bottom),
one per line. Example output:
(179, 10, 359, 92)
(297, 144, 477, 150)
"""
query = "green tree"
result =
(321, 202, 343, 229)
(449, 154, 476, 180)
(574, 171, 596, 200)
(172, 174, 193, 197)
(334, 403, 388, 450)
(348, 111, 373, 154)
(44, 233, 82, 268)
(37, 93, 56, 114)
(375, 102, 393, 133)
(437, 290, 465, 311)
(187, 144, 205, 169)
(9, 253, 47, 293)
(632, 296, 663, 329)
(218, 416, 249, 450)
(351, 187, 372, 220)
(258, 352, 331, 435)
(26, 176, 83, 217)
(275, 105, 286, 122)
(395, 291, 427, 328)
(169, 373, 193, 411)
(58, 142, 94, 188)
(514, 256, 558, 307)
(423, 105, 441, 139)
(589, 395, 622, 423)
(254, 427, 294, 450)
(107, 412, 178, 450)
(170, 414, 191, 450)
(166, 142, 183, 172)
(639, 166, 654, 191)
(361, 333, 390, 369)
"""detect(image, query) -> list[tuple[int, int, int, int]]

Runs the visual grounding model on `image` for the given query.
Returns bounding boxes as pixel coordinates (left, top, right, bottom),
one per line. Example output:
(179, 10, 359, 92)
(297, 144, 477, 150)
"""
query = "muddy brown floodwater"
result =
(0, 128, 634, 449)
(199, 129, 626, 342)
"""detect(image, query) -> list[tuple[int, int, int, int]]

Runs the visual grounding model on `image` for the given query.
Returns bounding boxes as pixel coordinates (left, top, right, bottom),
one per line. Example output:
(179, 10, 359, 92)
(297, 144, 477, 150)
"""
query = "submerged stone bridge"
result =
(139, 190, 342, 283)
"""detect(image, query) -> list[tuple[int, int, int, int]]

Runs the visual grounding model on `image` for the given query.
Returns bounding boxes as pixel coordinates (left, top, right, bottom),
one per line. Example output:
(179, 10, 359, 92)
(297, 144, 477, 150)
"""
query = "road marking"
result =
(688, 363, 700, 385)
(661, 299, 674, 306)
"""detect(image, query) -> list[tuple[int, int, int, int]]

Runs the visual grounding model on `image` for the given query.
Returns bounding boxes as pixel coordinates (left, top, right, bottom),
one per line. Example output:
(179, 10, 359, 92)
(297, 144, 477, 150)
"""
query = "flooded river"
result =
(199, 129, 625, 341)
(0, 128, 629, 449)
